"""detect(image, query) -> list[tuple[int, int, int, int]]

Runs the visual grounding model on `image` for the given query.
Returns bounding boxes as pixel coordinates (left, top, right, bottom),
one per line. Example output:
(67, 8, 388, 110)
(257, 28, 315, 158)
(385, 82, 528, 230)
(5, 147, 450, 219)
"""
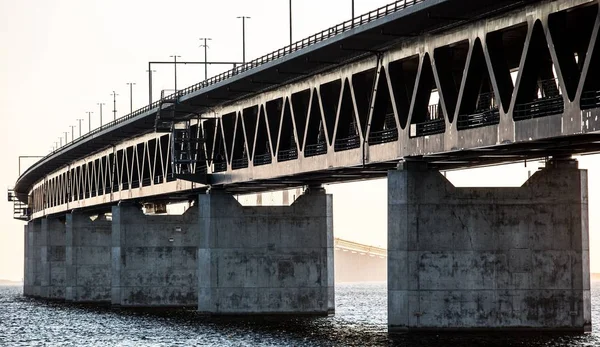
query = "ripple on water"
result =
(1, 283, 600, 346)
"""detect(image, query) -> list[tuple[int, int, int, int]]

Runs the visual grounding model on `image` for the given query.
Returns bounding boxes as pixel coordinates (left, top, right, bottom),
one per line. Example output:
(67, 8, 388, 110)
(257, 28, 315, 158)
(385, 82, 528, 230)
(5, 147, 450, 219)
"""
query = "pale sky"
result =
(0, 0, 599, 281)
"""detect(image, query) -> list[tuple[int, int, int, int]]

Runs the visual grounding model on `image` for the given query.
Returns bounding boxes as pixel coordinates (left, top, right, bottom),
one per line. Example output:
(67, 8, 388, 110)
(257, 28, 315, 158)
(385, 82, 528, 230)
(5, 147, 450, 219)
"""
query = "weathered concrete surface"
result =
(40, 217, 66, 300)
(111, 205, 199, 307)
(388, 159, 591, 332)
(24, 219, 42, 297)
(198, 188, 334, 315)
(66, 212, 112, 303)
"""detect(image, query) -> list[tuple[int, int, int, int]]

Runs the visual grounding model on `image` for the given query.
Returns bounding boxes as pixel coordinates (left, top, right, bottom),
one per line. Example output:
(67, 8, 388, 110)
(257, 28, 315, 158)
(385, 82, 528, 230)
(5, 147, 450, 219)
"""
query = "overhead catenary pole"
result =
(169, 54, 181, 91)
(111, 91, 119, 120)
(69, 125, 76, 143)
(236, 17, 250, 64)
(126, 82, 136, 114)
(64, 131, 68, 144)
(352, 0, 355, 19)
(147, 63, 156, 106)
(199, 38, 211, 81)
(97, 102, 105, 128)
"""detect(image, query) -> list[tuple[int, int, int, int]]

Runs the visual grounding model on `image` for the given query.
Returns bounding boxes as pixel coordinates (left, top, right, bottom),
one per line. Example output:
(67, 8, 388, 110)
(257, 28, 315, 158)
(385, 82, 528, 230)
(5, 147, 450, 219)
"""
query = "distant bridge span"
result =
(12, 0, 600, 220)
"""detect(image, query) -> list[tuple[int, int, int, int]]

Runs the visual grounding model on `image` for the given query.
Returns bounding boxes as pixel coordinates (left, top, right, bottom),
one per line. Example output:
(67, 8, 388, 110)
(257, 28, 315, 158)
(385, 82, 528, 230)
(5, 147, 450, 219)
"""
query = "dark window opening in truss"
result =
(147, 139, 157, 186)
(549, 3, 598, 102)
(84, 162, 91, 198)
(165, 136, 175, 182)
(266, 98, 284, 154)
(132, 144, 143, 188)
(352, 68, 377, 137)
(126, 146, 136, 189)
(334, 79, 361, 152)
(203, 119, 217, 167)
(291, 89, 310, 150)
(107, 153, 114, 193)
(319, 79, 342, 145)
(434, 40, 469, 124)
(193, 124, 207, 175)
(221, 112, 236, 166)
(514, 20, 564, 121)
(389, 54, 419, 130)
(487, 22, 528, 113)
(93, 158, 101, 196)
(304, 89, 328, 157)
(98, 159, 105, 196)
(157, 135, 169, 181)
(277, 98, 299, 162)
(232, 113, 249, 170)
(253, 106, 273, 166)
(69, 168, 75, 202)
(410, 53, 445, 137)
(242, 105, 259, 160)
(115, 150, 123, 191)
(213, 120, 228, 173)
(457, 38, 500, 130)
(141, 142, 152, 187)
(579, 6, 600, 109)
(368, 67, 398, 145)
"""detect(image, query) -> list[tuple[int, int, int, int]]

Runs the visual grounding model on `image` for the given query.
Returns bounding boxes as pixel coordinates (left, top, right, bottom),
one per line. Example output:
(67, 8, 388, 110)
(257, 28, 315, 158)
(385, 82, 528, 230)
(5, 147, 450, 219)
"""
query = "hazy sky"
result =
(0, 0, 599, 281)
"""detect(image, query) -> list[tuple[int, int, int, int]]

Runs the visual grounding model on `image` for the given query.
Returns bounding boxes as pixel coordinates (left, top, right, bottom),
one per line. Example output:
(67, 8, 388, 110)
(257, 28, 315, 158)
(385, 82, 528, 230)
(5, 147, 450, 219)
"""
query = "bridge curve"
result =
(15, 0, 600, 220)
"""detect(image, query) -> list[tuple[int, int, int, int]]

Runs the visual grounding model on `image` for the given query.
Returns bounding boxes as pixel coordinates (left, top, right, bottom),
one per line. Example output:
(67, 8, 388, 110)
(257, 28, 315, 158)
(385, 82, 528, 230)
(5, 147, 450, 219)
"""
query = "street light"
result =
(69, 125, 76, 143)
(59, 137, 63, 147)
(236, 17, 250, 64)
(86, 111, 94, 133)
(169, 54, 181, 91)
(111, 91, 119, 121)
(64, 132, 68, 145)
(199, 38, 211, 80)
(126, 83, 135, 114)
(289, 0, 293, 45)
(76, 118, 84, 137)
(352, 0, 355, 19)
(97, 102, 105, 127)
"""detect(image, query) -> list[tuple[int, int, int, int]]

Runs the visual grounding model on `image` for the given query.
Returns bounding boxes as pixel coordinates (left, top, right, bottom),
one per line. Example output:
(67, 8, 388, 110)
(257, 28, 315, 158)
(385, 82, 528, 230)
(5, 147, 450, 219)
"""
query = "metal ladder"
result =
(7, 188, 30, 221)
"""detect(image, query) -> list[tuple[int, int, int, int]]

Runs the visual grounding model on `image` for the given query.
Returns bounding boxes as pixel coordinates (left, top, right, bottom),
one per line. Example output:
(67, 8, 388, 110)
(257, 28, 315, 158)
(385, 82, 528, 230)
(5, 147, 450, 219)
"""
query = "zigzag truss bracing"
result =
(30, 0, 600, 219)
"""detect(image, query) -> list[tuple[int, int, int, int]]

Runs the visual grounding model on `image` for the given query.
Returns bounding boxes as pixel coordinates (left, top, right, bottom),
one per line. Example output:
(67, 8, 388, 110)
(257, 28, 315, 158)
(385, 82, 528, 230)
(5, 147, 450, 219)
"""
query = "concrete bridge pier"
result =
(388, 158, 591, 332)
(198, 187, 334, 315)
(23, 219, 41, 297)
(65, 211, 112, 303)
(40, 217, 66, 300)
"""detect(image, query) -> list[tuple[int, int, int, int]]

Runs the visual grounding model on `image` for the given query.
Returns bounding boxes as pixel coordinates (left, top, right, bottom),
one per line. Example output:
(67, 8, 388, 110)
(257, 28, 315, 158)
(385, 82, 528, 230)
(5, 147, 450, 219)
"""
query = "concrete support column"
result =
(198, 187, 334, 315)
(66, 212, 112, 303)
(23, 223, 33, 296)
(40, 217, 66, 300)
(388, 159, 591, 332)
(111, 204, 199, 307)
(26, 219, 42, 297)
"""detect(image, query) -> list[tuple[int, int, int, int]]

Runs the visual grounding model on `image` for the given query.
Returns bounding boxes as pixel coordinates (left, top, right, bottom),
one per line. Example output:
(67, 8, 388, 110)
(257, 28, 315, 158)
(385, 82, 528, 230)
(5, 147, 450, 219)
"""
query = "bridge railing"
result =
(22, 0, 426, 182)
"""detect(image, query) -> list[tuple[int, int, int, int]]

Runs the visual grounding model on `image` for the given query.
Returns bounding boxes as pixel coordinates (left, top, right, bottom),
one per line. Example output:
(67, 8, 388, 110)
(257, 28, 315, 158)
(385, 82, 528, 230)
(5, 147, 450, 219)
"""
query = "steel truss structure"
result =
(16, 0, 600, 219)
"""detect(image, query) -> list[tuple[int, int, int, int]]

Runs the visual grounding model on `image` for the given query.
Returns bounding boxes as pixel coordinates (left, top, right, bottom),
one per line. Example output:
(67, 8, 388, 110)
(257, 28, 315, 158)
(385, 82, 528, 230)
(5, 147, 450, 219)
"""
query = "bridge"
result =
(11, 0, 597, 332)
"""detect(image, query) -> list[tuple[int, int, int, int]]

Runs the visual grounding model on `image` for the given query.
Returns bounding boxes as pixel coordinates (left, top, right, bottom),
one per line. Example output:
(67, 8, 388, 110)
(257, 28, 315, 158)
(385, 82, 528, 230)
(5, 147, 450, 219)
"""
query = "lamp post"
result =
(169, 54, 181, 91)
(59, 137, 63, 147)
(352, 0, 354, 18)
(199, 38, 211, 80)
(236, 17, 250, 64)
(111, 91, 118, 121)
(289, 0, 293, 45)
(86, 111, 93, 133)
(97, 102, 105, 128)
(147, 66, 156, 106)
(126, 82, 135, 114)
(76, 119, 84, 137)
(69, 125, 76, 143)
(64, 131, 68, 145)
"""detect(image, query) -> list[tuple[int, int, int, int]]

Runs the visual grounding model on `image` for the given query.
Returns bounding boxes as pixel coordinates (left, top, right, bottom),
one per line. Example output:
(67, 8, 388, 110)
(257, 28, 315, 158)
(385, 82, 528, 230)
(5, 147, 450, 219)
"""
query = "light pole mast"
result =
(199, 38, 211, 81)
(97, 102, 105, 128)
(169, 54, 181, 91)
(76, 119, 84, 137)
(289, 0, 293, 45)
(236, 17, 250, 64)
(69, 125, 76, 143)
(126, 82, 136, 114)
(111, 91, 119, 121)
(86, 111, 93, 133)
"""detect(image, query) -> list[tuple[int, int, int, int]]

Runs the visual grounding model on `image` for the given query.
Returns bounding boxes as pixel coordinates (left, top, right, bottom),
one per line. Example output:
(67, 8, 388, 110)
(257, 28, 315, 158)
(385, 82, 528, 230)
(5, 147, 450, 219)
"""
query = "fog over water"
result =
(1, 283, 600, 346)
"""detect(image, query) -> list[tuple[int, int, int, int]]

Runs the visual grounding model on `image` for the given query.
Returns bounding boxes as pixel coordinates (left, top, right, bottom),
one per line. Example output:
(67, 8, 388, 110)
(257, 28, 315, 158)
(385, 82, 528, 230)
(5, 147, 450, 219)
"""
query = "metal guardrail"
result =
(213, 161, 228, 173)
(369, 128, 398, 145)
(582, 90, 600, 110)
(514, 97, 564, 121)
(410, 104, 445, 137)
(277, 148, 299, 162)
(334, 135, 361, 152)
(253, 153, 273, 166)
(22, 0, 426, 182)
(232, 158, 249, 170)
(457, 109, 500, 130)
(304, 143, 328, 157)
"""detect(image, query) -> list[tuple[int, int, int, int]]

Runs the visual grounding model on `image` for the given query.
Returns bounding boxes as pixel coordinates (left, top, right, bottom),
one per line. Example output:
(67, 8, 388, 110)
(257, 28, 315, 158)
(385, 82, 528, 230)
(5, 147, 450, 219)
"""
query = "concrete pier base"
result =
(111, 205, 198, 307)
(66, 212, 112, 303)
(24, 219, 42, 297)
(388, 159, 591, 332)
(40, 217, 66, 300)
(198, 188, 334, 315)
